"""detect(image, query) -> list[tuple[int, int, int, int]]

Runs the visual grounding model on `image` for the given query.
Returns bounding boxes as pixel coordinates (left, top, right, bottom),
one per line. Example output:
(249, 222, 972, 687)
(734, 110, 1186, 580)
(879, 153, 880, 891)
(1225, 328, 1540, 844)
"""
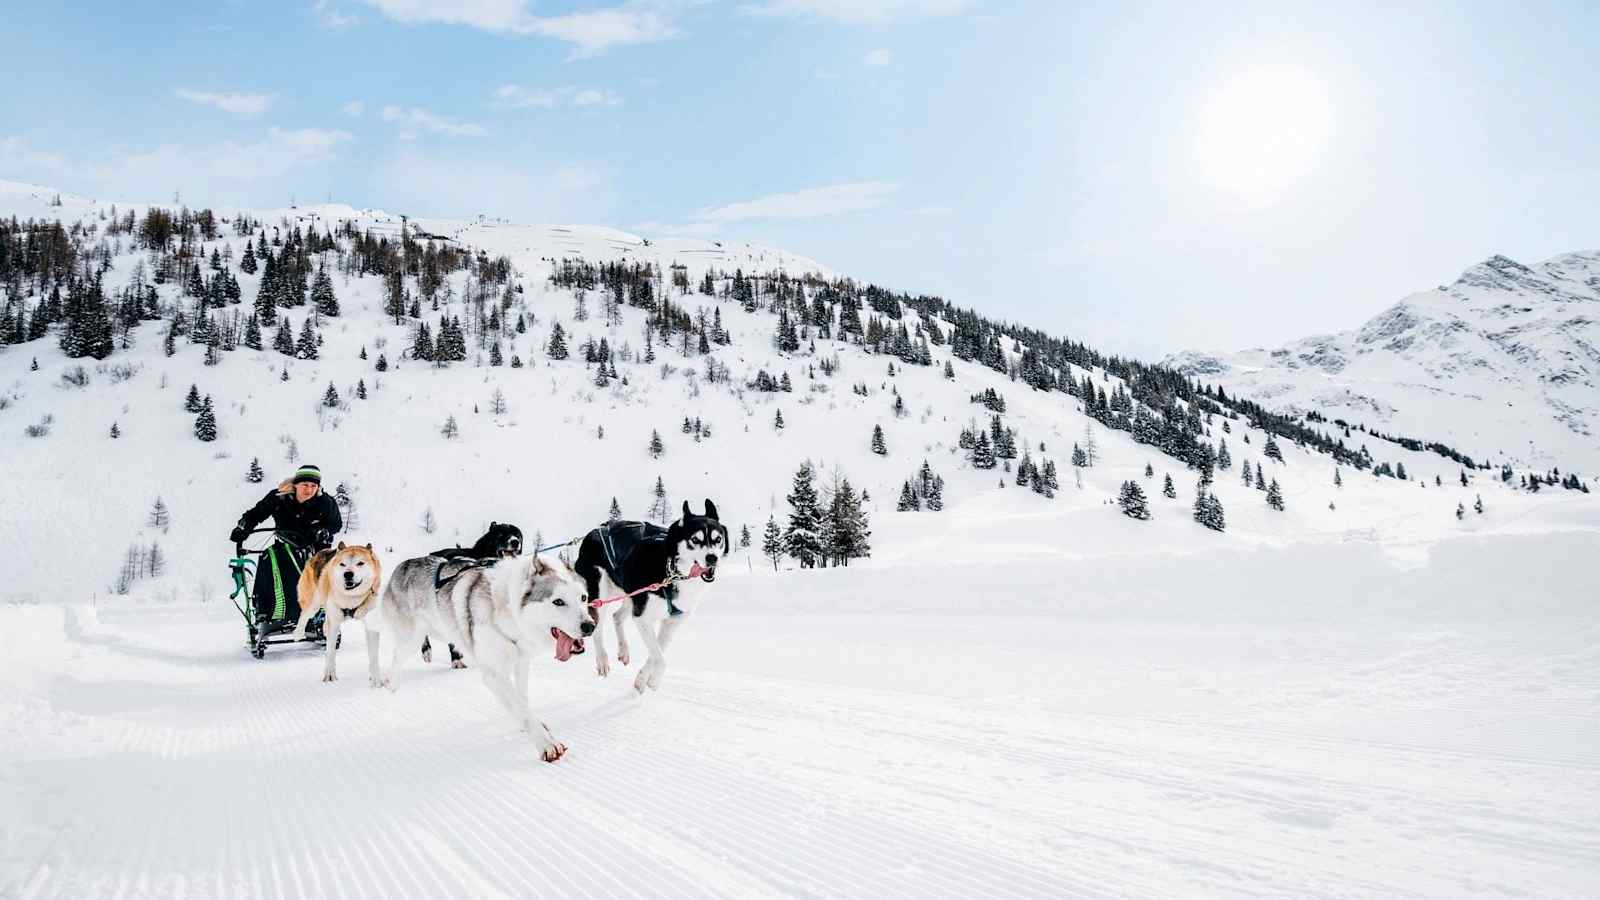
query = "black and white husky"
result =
(378, 552, 593, 762)
(576, 500, 727, 693)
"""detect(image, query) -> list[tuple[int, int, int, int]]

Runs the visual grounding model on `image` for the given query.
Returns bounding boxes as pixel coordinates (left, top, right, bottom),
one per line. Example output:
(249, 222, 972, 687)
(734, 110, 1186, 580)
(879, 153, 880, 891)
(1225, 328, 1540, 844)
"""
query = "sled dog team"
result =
(290, 502, 728, 763)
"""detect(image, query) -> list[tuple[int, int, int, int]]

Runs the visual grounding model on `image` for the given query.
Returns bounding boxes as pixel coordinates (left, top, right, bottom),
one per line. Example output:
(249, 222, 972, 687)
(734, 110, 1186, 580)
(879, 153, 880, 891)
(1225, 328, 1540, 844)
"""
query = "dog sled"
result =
(228, 528, 338, 659)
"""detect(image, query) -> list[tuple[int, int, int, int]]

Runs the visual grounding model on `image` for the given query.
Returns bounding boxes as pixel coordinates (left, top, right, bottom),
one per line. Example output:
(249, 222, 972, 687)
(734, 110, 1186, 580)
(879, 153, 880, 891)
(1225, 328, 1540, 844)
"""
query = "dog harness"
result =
(433, 557, 495, 591)
(597, 522, 685, 616)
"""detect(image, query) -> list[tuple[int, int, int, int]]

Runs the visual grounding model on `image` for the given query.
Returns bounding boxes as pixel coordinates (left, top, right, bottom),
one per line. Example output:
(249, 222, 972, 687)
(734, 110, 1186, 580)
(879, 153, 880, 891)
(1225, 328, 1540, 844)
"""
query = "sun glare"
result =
(1194, 66, 1332, 199)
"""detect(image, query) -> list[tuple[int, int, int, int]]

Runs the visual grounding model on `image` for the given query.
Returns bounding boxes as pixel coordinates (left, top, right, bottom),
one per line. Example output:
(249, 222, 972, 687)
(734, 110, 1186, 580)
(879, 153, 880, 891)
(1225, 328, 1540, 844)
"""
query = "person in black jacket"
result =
(229, 464, 343, 626)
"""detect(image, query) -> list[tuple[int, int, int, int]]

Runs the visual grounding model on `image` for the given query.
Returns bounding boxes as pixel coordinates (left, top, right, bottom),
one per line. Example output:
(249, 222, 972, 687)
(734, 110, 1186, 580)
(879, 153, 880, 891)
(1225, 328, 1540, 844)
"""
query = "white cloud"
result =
(746, 0, 971, 26)
(175, 89, 274, 117)
(380, 105, 488, 139)
(0, 129, 352, 190)
(372, 151, 616, 221)
(313, 0, 359, 29)
(698, 181, 897, 222)
(863, 48, 892, 67)
(358, 0, 677, 56)
(494, 85, 623, 109)
(342, 100, 365, 116)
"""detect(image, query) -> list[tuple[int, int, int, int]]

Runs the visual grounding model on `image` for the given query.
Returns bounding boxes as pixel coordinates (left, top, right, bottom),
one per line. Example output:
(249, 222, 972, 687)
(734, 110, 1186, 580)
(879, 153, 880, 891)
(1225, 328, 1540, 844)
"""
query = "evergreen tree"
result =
(1071, 443, 1087, 468)
(825, 477, 871, 565)
(311, 264, 339, 316)
(296, 317, 318, 359)
(897, 480, 919, 511)
(648, 429, 664, 458)
(647, 476, 671, 523)
(272, 319, 294, 356)
(322, 382, 340, 407)
(1266, 478, 1285, 511)
(356, 379, 367, 400)
(184, 383, 203, 413)
(1455, 501, 1465, 520)
(784, 462, 824, 568)
(240, 241, 257, 274)
(972, 431, 997, 469)
(740, 524, 751, 548)
(1334, 467, 1343, 488)
(376, 353, 389, 372)
(1395, 461, 1408, 481)
(871, 424, 887, 456)
(608, 497, 622, 522)
(1474, 494, 1484, 514)
(1255, 463, 1267, 491)
(1162, 473, 1176, 498)
(774, 409, 785, 431)
(490, 341, 503, 366)
(440, 414, 460, 439)
(1263, 434, 1283, 462)
(1192, 484, 1224, 531)
(109, 421, 121, 439)
(243, 313, 263, 350)
(247, 456, 264, 482)
(194, 395, 217, 442)
(1118, 480, 1151, 520)
(547, 322, 569, 359)
(1145, 462, 1154, 478)
(1217, 438, 1232, 470)
(762, 516, 784, 570)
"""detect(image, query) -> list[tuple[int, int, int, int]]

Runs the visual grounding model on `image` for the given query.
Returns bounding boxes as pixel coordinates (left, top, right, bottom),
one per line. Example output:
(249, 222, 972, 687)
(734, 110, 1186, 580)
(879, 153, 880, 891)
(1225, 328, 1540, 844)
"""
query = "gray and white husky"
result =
(377, 552, 593, 762)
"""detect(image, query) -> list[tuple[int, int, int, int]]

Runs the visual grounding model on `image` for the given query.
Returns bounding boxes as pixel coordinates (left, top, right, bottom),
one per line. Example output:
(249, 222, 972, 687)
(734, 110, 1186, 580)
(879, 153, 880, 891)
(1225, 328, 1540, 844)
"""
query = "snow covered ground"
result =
(5, 528, 1599, 899)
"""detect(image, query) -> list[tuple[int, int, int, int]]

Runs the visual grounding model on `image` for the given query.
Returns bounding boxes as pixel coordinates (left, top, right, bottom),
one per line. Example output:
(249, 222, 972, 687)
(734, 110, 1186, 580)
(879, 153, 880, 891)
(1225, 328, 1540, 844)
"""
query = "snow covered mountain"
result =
(1164, 251, 1600, 470)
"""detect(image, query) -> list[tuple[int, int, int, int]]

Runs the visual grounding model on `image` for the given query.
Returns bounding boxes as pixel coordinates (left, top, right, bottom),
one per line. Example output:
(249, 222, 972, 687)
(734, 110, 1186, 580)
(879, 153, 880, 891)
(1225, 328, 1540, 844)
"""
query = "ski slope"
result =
(5, 531, 1599, 899)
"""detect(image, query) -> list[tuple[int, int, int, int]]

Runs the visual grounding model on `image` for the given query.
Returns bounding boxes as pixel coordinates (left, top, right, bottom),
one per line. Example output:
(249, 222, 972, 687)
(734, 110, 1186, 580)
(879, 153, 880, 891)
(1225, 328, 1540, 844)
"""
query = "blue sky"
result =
(4, 1, 1598, 357)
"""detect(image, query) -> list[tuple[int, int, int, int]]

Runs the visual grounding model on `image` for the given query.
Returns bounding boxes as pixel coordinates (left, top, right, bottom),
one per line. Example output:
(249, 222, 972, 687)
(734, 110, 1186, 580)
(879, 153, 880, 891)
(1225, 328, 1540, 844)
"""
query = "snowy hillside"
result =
(3, 180, 1600, 899)
(1165, 251, 1600, 471)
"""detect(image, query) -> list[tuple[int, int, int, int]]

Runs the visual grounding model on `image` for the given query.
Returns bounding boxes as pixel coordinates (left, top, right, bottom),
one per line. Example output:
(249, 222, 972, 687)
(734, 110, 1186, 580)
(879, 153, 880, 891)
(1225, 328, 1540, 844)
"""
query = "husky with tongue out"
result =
(376, 551, 594, 762)
(577, 500, 728, 694)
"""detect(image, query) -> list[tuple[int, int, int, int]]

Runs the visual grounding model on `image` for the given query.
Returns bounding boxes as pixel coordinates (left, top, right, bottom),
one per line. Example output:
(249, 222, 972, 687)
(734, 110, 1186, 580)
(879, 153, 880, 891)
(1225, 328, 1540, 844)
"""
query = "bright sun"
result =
(1194, 66, 1332, 199)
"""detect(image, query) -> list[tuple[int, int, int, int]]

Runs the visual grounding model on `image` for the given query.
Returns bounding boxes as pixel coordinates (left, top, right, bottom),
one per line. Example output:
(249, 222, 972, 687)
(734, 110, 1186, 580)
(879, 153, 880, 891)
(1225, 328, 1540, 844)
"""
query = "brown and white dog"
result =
(293, 542, 383, 683)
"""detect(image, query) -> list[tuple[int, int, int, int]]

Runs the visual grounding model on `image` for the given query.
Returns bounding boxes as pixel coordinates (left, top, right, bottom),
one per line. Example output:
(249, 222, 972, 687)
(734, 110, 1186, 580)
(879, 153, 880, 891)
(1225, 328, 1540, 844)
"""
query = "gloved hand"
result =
(229, 526, 248, 544)
(314, 529, 333, 549)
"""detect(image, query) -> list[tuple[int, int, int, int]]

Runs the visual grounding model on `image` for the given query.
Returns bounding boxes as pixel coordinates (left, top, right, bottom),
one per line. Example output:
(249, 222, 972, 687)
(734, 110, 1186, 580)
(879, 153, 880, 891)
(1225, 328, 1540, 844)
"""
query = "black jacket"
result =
(237, 487, 343, 549)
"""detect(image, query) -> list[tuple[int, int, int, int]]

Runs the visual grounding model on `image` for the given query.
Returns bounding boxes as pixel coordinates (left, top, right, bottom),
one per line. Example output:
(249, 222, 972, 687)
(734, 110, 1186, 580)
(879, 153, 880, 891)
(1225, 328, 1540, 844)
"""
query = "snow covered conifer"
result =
(871, 424, 887, 456)
(1145, 462, 1154, 478)
(762, 516, 784, 570)
(1255, 463, 1267, 491)
(547, 322, 569, 360)
(1474, 494, 1484, 514)
(109, 421, 120, 439)
(243, 313, 263, 350)
(184, 383, 202, 412)
(322, 382, 340, 407)
(375, 353, 388, 372)
(1264, 434, 1283, 462)
(739, 524, 751, 548)
(1163, 473, 1176, 498)
(774, 409, 785, 431)
(648, 476, 671, 523)
(148, 496, 169, 530)
(490, 342, 503, 367)
(311, 265, 338, 317)
(194, 395, 217, 442)
(1334, 467, 1343, 488)
(272, 319, 294, 356)
(440, 414, 459, 439)
(784, 462, 824, 568)
(1071, 443, 1087, 468)
(648, 429, 664, 458)
(356, 379, 367, 400)
(1118, 480, 1151, 520)
(1217, 438, 1232, 470)
(247, 457, 263, 483)
(608, 497, 622, 522)
(1456, 502, 1465, 520)
(972, 431, 996, 469)
(1266, 478, 1285, 511)
(897, 481, 920, 511)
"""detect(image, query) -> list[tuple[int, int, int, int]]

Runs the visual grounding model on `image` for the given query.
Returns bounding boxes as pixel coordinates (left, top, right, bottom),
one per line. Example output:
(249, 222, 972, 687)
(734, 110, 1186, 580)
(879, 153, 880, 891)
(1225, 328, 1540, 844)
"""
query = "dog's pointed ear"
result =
(365, 543, 373, 551)
(337, 541, 346, 550)
(704, 499, 719, 520)
(491, 520, 498, 528)
(533, 555, 552, 577)
(681, 500, 692, 521)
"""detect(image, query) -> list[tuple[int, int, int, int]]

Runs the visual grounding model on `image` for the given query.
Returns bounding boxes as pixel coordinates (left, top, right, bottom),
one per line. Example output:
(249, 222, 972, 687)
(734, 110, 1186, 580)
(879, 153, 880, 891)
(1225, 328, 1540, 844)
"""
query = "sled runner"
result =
(228, 528, 337, 659)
